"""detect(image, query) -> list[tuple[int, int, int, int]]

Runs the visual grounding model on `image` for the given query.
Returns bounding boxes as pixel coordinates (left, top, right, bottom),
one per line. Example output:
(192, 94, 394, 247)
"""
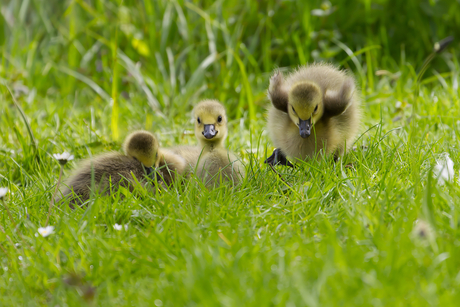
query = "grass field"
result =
(1, 0, 460, 305)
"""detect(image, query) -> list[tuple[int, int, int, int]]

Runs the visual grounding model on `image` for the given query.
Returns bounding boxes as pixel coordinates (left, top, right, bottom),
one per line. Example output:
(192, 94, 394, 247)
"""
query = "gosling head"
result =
(288, 81, 323, 138)
(193, 99, 228, 147)
(123, 130, 160, 168)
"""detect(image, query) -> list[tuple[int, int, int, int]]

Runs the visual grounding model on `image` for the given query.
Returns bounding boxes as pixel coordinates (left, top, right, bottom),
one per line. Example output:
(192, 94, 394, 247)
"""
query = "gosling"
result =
(58, 130, 185, 206)
(124, 131, 187, 186)
(171, 100, 245, 187)
(265, 63, 361, 166)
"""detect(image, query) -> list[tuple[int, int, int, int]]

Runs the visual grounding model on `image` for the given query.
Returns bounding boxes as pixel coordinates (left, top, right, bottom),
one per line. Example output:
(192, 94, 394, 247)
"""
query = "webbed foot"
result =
(265, 148, 294, 168)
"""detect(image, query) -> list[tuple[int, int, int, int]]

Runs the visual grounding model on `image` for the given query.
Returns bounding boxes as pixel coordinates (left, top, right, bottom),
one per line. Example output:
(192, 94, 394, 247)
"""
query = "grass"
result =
(1, 0, 460, 305)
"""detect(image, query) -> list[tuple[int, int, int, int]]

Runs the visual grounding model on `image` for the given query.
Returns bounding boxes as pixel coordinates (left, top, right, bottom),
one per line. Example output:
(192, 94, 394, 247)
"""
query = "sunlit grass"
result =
(1, 0, 460, 305)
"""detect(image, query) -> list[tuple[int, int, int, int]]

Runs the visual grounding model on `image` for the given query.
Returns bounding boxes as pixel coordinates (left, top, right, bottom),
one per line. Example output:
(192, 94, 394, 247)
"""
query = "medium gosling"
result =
(172, 100, 245, 187)
(265, 63, 361, 166)
(59, 130, 185, 206)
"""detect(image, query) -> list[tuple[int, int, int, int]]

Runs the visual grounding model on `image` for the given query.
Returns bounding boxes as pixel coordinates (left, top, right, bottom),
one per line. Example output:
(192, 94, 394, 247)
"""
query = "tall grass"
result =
(1, 0, 460, 305)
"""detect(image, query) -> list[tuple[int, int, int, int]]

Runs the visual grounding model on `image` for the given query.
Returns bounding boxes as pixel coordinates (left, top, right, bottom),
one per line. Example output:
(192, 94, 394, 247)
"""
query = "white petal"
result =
(0, 187, 8, 198)
(311, 9, 326, 16)
(53, 152, 74, 161)
(113, 224, 123, 231)
(434, 153, 455, 185)
(38, 226, 55, 237)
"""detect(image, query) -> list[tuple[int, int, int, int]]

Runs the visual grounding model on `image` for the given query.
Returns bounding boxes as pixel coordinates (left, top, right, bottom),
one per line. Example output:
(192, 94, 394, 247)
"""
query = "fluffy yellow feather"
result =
(266, 63, 361, 166)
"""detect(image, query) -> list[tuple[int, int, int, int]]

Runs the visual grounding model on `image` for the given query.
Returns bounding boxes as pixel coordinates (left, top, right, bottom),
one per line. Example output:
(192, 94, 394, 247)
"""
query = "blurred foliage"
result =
(1, 0, 459, 114)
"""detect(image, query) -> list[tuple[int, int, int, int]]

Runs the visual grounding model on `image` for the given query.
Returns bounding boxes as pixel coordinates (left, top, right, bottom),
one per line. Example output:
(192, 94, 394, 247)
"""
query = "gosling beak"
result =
(145, 166, 155, 177)
(299, 118, 311, 138)
(203, 124, 217, 139)
(155, 169, 163, 182)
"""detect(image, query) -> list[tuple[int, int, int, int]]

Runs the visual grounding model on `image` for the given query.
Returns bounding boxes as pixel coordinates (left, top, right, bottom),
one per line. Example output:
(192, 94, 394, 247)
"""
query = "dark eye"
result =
(292, 106, 295, 112)
(197, 117, 201, 124)
(217, 115, 222, 123)
(314, 105, 318, 112)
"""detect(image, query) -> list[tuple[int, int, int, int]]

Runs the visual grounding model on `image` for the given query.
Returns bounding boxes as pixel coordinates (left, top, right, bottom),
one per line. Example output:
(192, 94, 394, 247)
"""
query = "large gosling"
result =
(172, 100, 245, 187)
(59, 130, 185, 206)
(265, 63, 361, 166)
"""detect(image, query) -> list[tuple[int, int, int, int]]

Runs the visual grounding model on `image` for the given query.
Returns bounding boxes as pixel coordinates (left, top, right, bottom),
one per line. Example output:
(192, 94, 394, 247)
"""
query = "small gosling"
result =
(172, 100, 245, 187)
(265, 63, 361, 166)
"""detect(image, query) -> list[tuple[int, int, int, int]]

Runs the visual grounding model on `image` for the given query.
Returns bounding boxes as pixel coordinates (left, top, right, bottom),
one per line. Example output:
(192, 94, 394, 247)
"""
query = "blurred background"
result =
(1, 0, 459, 141)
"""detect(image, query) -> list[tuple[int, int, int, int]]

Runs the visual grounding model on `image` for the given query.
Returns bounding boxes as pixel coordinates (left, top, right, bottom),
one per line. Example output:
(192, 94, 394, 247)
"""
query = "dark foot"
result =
(265, 148, 294, 167)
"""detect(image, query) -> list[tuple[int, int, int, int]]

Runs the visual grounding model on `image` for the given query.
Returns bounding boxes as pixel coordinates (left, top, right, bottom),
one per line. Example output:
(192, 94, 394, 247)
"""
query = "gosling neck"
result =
(199, 138, 225, 153)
